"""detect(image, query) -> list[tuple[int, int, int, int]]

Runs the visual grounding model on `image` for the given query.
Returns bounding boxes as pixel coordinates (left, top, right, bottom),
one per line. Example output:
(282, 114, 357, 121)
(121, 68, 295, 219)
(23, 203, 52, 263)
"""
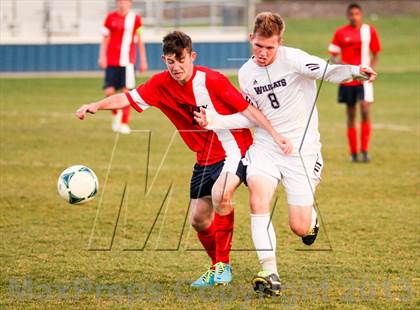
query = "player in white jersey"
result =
(194, 12, 377, 296)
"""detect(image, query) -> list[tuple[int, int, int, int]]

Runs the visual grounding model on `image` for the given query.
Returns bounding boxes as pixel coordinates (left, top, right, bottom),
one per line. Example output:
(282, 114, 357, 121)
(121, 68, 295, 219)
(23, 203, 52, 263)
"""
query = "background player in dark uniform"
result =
(77, 31, 291, 287)
(328, 3, 381, 162)
(99, 0, 148, 134)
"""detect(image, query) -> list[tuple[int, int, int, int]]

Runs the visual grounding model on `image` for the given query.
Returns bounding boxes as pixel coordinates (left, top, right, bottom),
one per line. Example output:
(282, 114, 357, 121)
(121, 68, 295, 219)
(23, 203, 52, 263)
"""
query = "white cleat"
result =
(112, 110, 123, 132)
(118, 123, 131, 134)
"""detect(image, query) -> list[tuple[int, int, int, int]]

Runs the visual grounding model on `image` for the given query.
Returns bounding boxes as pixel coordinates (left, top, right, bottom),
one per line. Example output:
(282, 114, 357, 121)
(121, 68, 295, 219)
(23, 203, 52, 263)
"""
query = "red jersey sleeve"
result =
(328, 29, 342, 55)
(125, 75, 161, 113)
(210, 74, 249, 114)
(370, 26, 381, 54)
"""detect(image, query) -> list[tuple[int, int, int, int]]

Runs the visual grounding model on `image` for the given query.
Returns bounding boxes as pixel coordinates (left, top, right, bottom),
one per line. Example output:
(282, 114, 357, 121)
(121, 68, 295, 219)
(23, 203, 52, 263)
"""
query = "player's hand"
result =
(76, 103, 99, 120)
(273, 132, 293, 155)
(98, 57, 107, 69)
(139, 62, 148, 73)
(360, 66, 377, 82)
(193, 107, 208, 128)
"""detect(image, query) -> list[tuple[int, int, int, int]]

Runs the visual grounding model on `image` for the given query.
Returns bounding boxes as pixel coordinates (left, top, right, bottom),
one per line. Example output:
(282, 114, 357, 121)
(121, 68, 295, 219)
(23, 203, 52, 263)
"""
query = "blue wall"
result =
(0, 42, 250, 72)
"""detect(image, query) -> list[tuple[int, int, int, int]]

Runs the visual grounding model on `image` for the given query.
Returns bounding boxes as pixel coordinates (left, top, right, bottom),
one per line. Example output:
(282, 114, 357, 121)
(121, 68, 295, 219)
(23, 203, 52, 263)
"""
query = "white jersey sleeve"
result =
(291, 49, 368, 83)
(205, 109, 255, 130)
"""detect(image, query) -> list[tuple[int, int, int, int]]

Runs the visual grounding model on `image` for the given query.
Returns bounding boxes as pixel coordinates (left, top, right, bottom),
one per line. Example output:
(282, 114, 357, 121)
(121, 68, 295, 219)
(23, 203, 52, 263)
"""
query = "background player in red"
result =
(77, 31, 291, 287)
(98, 0, 148, 134)
(328, 3, 381, 162)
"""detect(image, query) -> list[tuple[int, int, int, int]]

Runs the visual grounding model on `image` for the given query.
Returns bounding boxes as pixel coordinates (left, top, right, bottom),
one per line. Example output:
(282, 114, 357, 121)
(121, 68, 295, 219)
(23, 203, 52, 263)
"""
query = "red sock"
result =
(121, 105, 131, 124)
(347, 127, 358, 155)
(197, 221, 216, 265)
(360, 121, 371, 152)
(214, 209, 234, 264)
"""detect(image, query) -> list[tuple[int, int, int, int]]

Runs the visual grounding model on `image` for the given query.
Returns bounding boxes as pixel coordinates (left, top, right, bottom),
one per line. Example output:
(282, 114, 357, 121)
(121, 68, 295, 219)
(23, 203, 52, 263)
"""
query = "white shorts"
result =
(245, 145, 323, 206)
(363, 81, 374, 102)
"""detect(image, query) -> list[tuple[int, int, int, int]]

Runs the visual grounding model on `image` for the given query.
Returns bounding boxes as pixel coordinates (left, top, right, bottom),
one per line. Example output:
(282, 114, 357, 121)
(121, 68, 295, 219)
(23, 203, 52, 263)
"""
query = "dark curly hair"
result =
(162, 31, 192, 59)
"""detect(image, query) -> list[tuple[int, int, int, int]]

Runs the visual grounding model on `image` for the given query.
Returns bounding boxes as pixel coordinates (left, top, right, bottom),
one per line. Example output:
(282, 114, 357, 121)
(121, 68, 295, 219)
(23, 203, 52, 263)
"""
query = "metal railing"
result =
(0, 0, 253, 44)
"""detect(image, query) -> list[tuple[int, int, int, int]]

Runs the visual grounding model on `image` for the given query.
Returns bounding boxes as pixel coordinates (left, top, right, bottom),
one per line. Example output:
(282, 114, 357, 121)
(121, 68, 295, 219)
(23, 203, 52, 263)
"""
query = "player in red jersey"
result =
(328, 3, 381, 162)
(98, 0, 148, 134)
(76, 31, 292, 287)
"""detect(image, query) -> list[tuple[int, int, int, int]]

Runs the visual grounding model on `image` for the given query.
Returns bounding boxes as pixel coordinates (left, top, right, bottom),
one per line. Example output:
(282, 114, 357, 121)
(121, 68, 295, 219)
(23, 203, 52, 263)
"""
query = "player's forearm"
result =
(138, 40, 147, 65)
(370, 53, 379, 68)
(206, 110, 254, 130)
(324, 64, 368, 83)
(99, 37, 109, 59)
(76, 93, 129, 120)
(94, 93, 129, 110)
(241, 105, 279, 137)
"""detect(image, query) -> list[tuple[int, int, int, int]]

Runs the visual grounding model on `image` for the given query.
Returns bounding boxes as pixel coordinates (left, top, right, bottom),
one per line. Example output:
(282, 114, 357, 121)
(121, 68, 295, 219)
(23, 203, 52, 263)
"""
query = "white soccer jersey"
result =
(207, 46, 366, 155)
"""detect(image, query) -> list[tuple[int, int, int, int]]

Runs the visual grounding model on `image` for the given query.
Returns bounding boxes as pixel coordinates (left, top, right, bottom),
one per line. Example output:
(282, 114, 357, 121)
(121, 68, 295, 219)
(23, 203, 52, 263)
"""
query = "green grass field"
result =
(1, 16, 419, 309)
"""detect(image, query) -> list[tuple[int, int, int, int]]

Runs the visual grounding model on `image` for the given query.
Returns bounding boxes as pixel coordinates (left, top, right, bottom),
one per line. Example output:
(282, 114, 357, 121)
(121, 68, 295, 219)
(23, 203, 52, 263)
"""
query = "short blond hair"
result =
(253, 12, 285, 38)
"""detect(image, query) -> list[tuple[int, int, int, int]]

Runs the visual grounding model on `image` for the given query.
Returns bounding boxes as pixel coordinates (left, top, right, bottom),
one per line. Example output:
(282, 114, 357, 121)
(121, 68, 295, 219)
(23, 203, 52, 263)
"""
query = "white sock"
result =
(250, 213, 278, 275)
(311, 207, 317, 228)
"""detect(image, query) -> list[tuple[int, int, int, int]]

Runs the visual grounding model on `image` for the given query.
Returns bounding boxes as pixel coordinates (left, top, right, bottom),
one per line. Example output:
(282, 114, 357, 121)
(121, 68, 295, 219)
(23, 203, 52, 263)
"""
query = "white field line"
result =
(372, 123, 416, 132)
(2, 112, 417, 136)
(0, 158, 415, 177)
(87, 133, 119, 249)
(1, 111, 417, 133)
(0, 159, 133, 171)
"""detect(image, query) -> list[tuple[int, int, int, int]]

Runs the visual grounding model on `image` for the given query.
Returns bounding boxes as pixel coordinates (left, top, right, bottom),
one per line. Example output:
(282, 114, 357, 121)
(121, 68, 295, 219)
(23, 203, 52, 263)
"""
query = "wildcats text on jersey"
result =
(254, 78, 287, 95)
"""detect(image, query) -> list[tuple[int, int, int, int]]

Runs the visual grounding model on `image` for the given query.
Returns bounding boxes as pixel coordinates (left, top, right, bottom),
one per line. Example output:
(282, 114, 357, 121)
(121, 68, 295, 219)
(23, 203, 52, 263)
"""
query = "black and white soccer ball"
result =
(57, 165, 98, 204)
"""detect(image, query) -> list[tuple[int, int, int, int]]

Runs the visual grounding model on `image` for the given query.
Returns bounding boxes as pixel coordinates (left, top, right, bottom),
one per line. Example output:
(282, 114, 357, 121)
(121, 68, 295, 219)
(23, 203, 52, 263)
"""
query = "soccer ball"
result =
(57, 165, 98, 204)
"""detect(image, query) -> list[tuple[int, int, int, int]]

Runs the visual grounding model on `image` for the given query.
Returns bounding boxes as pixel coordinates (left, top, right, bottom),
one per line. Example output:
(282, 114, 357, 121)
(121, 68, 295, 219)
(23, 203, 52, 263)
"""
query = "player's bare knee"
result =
(189, 215, 210, 231)
(289, 224, 309, 237)
(289, 219, 310, 237)
(250, 195, 270, 214)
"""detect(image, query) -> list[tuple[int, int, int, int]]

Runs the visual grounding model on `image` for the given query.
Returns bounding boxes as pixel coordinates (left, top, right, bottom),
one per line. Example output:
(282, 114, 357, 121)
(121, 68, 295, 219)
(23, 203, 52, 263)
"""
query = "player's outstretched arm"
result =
(295, 50, 377, 84)
(76, 93, 129, 120)
(324, 64, 377, 83)
(194, 106, 292, 155)
(193, 108, 254, 130)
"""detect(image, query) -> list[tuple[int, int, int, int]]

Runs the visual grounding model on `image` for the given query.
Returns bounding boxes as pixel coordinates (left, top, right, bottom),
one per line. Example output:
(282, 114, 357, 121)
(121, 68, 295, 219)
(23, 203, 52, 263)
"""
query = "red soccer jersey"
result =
(328, 24, 381, 86)
(102, 11, 142, 67)
(125, 66, 253, 165)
